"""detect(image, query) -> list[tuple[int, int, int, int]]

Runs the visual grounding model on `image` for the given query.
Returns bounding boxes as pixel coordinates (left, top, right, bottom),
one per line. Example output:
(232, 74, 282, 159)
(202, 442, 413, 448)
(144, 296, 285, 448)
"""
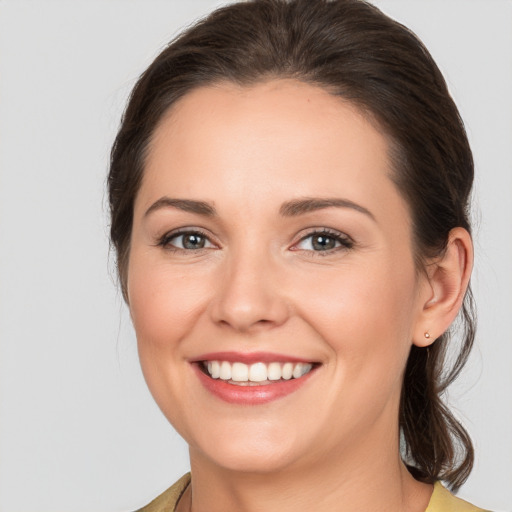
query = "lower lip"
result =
(192, 364, 316, 405)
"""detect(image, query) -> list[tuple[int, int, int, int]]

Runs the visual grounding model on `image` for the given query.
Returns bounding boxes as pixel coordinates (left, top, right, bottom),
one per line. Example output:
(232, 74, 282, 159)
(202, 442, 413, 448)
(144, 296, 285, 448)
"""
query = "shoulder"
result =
(426, 481, 490, 512)
(134, 473, 191, 512)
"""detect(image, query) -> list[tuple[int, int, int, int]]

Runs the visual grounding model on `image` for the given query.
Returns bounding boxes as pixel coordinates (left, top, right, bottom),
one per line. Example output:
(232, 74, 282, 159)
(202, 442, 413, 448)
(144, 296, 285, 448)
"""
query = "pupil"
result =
(183, 234, 205, 249)
(313, 235, 335, 250)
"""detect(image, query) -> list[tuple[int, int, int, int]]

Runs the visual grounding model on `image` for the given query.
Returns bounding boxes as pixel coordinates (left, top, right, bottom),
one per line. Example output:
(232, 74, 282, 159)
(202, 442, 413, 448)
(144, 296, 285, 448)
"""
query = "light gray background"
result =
(0, 1, 511, 511)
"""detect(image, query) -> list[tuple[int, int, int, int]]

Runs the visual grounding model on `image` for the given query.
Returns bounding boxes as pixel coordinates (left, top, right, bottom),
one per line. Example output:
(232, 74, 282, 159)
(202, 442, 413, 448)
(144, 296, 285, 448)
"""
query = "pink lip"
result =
(191, 359, 318, 405)
(190, 351, 313, 364)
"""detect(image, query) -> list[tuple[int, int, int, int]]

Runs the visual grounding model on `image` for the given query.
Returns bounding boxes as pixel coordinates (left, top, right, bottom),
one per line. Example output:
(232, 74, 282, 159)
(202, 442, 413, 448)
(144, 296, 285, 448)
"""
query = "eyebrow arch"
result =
(144, 196, 374, 221)
(144, 197, 217, 217)
(279, 197, 376, 221)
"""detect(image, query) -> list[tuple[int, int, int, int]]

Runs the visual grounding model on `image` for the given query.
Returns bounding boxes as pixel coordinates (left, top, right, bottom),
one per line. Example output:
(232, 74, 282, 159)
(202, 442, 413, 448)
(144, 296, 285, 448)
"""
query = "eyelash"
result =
(293, 228, 354, 256)
(156, 228, 354, 255)
(157, 229, 213, 252)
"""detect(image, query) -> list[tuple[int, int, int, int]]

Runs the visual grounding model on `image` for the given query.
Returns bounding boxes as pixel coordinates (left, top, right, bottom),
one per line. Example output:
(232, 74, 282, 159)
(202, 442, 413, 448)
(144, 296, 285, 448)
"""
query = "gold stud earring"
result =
(424, 332, 431, 339)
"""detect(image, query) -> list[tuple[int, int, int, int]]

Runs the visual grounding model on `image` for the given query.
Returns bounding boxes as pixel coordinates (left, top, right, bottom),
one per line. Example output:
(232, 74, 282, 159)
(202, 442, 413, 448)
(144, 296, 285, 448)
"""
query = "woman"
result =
(108, 0, 488, 510)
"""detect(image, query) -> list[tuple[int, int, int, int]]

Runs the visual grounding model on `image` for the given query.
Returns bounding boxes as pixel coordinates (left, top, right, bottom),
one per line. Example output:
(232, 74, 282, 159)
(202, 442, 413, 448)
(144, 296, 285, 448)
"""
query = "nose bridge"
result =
(210, 238, 288, 331)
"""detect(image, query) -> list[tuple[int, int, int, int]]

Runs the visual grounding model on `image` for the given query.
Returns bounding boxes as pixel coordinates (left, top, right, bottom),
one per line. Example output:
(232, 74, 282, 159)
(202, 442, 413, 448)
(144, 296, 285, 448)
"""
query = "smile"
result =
(192, 353, 320, 405)
(202, 360, 313, 385)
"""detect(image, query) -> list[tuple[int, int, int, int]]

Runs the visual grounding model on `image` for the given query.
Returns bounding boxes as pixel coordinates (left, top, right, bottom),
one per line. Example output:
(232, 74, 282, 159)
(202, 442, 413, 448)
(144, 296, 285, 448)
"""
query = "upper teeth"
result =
(205, 361, 313, 382)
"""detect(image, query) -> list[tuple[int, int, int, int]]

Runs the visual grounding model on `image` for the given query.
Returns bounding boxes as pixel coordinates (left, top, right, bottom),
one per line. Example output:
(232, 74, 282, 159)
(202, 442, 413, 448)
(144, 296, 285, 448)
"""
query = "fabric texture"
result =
(135, 473, 190, 512)
(426, 481, 488, 512)
(136, 473, 488, 512)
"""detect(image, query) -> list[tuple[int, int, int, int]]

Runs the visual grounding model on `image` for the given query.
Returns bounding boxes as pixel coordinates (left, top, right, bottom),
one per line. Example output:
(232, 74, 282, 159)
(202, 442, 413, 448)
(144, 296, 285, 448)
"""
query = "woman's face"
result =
(128, 79, 432, 473)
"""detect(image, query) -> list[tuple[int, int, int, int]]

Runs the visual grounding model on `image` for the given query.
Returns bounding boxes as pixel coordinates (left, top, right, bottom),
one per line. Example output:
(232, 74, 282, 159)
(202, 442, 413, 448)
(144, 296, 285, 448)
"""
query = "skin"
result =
(127, 79, 472, 512)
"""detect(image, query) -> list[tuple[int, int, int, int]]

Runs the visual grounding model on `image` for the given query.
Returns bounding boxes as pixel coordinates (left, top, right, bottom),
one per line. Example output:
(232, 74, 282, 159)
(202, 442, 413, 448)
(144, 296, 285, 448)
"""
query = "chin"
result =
(189, 421, 304, 474)
(203, 446, 297, 474)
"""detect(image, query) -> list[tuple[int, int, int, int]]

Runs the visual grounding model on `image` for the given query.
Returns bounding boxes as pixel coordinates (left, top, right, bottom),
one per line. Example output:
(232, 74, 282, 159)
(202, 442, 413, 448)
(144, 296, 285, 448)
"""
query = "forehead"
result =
(139, 79, 408, 225)
(149, 79, 388, 167)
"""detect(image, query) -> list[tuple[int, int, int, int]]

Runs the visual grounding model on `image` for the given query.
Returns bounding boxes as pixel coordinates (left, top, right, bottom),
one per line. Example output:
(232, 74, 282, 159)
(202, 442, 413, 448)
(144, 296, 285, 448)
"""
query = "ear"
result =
(413, 227, 473, 347)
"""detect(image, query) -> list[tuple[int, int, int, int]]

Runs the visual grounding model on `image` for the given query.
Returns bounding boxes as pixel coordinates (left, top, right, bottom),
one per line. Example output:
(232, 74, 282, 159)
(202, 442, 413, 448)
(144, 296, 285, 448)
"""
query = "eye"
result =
(159, 230, 215, 251)
(294, 229, 353, 253)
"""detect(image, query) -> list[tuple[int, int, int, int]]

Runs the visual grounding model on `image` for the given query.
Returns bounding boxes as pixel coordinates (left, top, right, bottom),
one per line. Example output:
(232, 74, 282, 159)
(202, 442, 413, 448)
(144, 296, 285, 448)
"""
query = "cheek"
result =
(126, 254, 213, 431)
(128, 257, 209, 349)
(296, 259, 418, 379)
(293, 262, 419, 439)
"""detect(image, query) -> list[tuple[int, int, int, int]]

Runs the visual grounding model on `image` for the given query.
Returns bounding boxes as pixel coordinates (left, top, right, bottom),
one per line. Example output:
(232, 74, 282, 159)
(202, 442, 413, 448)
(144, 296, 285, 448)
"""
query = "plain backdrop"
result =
(0, 1, 511, 511)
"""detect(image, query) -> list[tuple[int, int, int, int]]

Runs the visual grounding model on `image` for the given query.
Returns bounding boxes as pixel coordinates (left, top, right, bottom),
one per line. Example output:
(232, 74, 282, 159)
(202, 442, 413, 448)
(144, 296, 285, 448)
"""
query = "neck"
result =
(184, 423, 433, 512)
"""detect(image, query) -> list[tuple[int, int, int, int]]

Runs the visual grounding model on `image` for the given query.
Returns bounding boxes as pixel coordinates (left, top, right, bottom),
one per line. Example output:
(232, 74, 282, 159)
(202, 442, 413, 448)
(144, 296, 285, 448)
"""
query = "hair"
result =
(108, 0, 475, 490)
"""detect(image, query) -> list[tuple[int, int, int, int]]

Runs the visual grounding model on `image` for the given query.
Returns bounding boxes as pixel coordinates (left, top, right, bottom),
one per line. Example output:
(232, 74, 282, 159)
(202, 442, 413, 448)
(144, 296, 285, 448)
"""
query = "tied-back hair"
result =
(109, 0, 475, 490)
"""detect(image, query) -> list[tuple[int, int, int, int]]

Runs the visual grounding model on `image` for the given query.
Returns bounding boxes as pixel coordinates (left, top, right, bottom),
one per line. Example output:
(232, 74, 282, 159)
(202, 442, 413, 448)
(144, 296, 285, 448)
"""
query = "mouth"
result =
(199, 360, 314, 386)
(191, 354, 320, 404)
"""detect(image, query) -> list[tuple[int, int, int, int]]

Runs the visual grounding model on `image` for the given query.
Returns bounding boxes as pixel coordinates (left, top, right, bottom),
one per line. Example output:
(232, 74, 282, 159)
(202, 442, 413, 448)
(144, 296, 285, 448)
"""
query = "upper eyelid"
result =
(289, 228, 355, 254)
(157, 227, 217, 247)
(295, 227, 353, 243)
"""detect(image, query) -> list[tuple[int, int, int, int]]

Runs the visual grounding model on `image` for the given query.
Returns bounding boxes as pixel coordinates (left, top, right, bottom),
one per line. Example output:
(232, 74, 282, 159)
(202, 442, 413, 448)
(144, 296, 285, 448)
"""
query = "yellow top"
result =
(426, 481, 487, 512)
(136, 473, 488, 512)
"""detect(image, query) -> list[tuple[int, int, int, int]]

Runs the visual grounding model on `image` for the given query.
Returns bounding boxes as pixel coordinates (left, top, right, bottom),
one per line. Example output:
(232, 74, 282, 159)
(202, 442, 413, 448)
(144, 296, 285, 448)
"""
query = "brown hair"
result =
(109, 0, 475, 490)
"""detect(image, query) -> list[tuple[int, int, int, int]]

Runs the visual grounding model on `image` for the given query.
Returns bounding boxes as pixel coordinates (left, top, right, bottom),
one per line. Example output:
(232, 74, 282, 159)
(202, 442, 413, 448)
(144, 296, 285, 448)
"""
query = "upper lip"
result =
(189, 351, 316, 364)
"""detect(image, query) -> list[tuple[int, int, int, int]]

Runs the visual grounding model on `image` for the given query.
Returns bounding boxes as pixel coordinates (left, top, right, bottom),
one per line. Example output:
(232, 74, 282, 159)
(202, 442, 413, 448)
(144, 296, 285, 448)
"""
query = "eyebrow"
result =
(144, 196, 375, 221)
(144, 197, 217, 217)
(279, 197, 376, 221)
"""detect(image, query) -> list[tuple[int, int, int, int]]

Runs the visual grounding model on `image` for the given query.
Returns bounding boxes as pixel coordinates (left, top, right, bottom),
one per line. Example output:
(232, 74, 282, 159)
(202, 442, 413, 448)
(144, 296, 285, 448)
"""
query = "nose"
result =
(209, 248, 289, 333)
